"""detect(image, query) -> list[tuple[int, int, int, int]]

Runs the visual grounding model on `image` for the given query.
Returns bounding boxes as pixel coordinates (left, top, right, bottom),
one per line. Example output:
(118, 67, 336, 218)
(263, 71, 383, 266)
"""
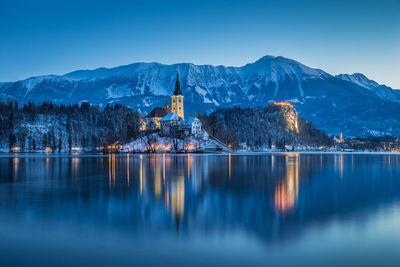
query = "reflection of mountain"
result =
(0, 154, 400, 244)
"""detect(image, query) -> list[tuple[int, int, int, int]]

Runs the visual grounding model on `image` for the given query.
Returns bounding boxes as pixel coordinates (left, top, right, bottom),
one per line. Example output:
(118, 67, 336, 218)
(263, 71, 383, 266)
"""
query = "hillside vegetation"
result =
(198, 105, 333, 150)
(0, 100, 331, 152)
(0, 101, 140, 152)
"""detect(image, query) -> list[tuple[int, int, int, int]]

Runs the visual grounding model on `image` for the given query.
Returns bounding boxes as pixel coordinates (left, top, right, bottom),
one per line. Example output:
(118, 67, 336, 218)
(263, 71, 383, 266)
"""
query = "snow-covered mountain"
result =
(336, 73, 380, 90)
(1, 55, 400, 137)
(336, 73, 400, 104)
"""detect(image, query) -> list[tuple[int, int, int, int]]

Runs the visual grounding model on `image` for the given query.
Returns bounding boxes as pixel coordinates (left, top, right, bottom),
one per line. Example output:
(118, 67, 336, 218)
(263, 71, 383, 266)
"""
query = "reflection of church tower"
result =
(171, 175, 185, 231)
(171, 73, 184, 119)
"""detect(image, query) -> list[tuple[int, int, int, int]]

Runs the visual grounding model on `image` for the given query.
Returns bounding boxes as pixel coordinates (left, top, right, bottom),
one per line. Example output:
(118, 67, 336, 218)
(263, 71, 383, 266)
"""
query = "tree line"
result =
(198, 105, 333, 150)
(0, 99, 333, 152)
(0, 100, 141, 152)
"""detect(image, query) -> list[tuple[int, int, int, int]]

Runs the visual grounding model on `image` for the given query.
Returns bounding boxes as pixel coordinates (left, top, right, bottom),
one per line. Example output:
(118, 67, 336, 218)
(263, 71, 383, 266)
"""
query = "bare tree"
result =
(140, 130, 157, 153)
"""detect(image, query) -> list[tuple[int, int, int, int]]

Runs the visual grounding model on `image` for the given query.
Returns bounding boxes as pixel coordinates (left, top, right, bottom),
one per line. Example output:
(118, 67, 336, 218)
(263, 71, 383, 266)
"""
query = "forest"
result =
(198, 105, 333, 150)
(0, 100, 333, 152)
(0, 100, 141, 152)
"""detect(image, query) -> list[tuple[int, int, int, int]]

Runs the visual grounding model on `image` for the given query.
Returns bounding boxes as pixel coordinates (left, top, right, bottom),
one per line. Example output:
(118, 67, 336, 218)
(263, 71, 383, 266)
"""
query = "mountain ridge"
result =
(1, 55, 400, 137)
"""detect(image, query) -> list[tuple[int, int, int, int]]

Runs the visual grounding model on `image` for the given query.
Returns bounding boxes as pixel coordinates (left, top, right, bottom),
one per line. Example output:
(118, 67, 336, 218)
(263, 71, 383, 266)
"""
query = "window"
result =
(179, 99, 181, 102)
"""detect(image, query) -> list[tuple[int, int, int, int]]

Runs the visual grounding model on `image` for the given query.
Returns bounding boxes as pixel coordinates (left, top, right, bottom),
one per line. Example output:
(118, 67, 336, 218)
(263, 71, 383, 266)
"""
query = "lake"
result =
(0, 153, 400, 266)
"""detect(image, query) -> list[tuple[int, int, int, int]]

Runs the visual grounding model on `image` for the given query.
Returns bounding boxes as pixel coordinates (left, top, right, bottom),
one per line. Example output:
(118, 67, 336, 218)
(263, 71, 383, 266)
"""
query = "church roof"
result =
(181, 116, 201, 127)
(183, 116, 200, 125)
(146, 107, 171, 118)
(173, 73, 183, 96)
(160, 112, 182, 122)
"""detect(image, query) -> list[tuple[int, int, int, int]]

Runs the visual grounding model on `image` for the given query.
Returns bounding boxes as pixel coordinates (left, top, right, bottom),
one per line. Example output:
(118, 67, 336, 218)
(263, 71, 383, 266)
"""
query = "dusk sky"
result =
(1, 0, 399, 88)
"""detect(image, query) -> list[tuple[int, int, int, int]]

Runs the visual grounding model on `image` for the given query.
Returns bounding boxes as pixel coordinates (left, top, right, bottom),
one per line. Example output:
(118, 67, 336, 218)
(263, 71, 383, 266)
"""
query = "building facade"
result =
(181, 117, 202, 138)
(160, 112, 183, 136)
(145, 102, 171, 130)
(171, 73, 184, 119)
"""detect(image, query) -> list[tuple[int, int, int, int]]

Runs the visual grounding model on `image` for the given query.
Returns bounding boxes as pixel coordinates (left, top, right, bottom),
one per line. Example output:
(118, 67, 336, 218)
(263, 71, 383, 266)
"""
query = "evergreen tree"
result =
(0, 100, 145, 152)
(58, 135, 62, 153)
(9, 132, 16, 149)
(68, 134, 72, 153)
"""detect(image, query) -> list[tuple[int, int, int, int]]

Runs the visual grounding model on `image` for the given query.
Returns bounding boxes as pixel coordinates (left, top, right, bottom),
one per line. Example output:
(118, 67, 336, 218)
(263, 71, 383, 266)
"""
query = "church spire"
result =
(171, 72, 184, 118)
(173, 72, 182, 96)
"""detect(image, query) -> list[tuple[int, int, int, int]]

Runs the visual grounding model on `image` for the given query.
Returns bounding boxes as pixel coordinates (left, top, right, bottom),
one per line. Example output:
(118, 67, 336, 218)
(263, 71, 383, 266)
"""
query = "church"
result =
(135, 73, 236, 152)
(144, 73, 184, 130)
(171, 73, 184, 119)
(143, 73, 205, 140)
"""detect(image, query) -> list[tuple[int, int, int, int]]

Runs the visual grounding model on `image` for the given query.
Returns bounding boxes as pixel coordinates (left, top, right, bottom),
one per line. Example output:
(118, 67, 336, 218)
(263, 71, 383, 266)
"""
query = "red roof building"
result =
(144, 101, 171, 130)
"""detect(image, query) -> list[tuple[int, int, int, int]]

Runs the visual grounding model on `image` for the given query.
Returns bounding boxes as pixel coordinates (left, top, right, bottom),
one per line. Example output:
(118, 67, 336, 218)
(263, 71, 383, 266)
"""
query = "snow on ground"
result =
(121, 133, 203, 153)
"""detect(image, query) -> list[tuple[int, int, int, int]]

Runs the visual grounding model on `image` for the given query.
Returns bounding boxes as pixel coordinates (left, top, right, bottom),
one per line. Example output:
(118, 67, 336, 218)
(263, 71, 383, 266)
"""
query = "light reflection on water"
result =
(1, 153, 400, 266)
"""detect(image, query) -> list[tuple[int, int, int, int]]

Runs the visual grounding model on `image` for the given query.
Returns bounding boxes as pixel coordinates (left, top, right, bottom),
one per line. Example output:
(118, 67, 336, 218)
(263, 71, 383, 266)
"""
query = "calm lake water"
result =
(0, 153, 400, 266)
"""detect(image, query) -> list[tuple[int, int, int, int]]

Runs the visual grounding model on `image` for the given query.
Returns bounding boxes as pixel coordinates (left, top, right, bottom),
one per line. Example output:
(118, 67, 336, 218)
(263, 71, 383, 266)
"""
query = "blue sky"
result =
(1, 0, 399, 88)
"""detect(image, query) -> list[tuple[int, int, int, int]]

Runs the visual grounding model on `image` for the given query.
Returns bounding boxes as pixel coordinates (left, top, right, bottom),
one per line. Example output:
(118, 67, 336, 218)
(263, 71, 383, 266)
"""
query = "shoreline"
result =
(1, 151, 400, 158)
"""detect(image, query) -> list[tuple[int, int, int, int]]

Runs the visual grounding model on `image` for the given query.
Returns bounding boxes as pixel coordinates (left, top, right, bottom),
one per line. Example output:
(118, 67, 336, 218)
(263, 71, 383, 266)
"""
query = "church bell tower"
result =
(171, 73, 184, 118)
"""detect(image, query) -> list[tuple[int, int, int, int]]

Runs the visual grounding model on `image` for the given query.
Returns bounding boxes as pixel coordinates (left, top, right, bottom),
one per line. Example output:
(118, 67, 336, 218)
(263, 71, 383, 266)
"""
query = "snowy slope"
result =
(336, 73, 400, 104)
(336, 73, 380, 90)
(2, 55, 400, 137)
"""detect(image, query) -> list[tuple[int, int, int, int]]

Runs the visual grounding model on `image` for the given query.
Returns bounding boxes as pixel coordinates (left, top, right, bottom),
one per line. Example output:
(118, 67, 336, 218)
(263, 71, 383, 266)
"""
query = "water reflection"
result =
(140, 155, 143, 194)
(154, 155, 162, 198)
(275, 154, 299, 213)
(171, 171, 185, 228)
(127, 153, 130, 187)
(1, 153, 400, 265)
(334, 153, 344, 180)
(13, 157, 19, 178)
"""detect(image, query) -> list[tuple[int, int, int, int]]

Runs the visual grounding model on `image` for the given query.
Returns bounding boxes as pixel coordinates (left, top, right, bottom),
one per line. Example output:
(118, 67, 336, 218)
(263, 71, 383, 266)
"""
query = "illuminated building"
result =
(107, 142, 122, 152)
(145, 102, 171, 131)
(143, 73, 184, 131)
(273, 101, 294, 108)
(268, 100, 299, 133)
(171, 73, 184, 119)
(10, 146, 20, 152)
(160, 112, 183, 136)
(179, 117, 202, 138)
